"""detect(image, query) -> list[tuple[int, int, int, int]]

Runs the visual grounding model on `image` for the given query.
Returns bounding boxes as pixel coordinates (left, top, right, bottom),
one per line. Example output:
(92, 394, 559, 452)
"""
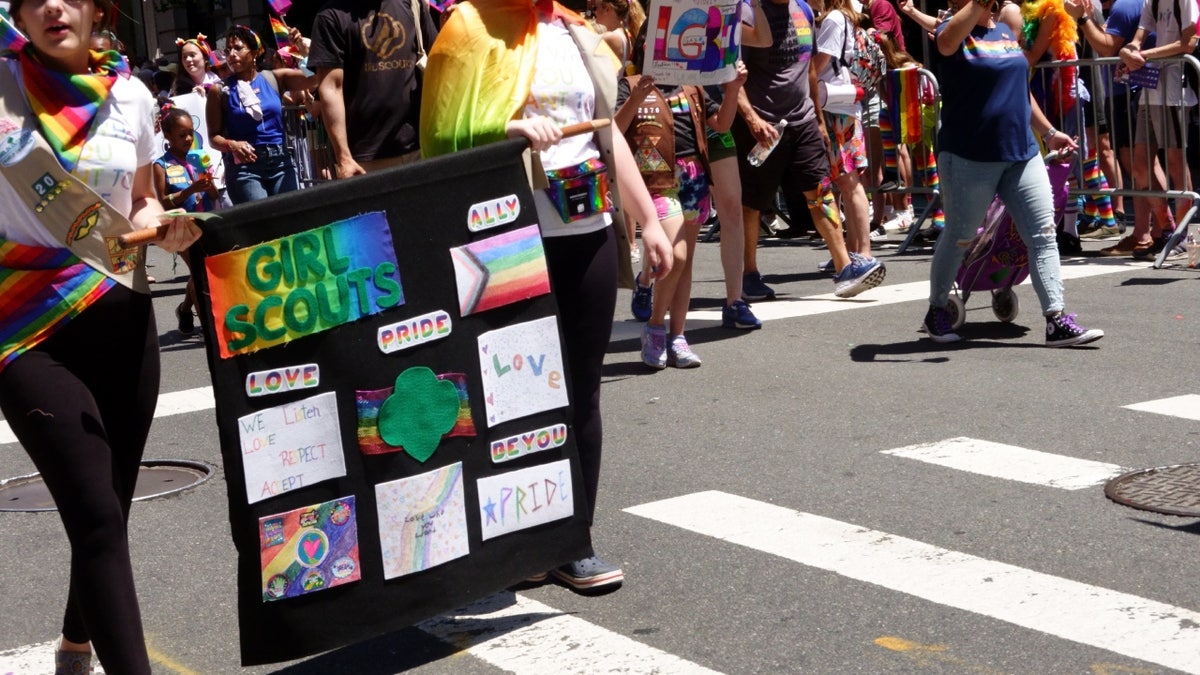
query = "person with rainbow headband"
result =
(0, 0, 200, 672)
(171, 33, 221, 96)
(420, 0, 674, 593)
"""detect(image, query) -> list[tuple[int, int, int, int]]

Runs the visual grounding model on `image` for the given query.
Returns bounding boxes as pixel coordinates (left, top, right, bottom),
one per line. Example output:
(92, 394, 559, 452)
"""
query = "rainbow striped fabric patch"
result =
(450, 224, 550, 317)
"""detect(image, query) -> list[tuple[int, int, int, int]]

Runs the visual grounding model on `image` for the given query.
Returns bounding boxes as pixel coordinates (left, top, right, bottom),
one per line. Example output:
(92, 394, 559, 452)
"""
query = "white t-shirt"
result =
(1138, 0, 1199, 106)
(524, 18, 611, 238)
(0, 64, 157, 248)
(816, 10, 854, 86)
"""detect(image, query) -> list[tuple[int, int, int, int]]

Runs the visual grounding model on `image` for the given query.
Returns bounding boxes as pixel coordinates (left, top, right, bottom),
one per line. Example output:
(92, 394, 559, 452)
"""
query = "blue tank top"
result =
(223, 72, 285, 146)
(154, 153, 214, 212)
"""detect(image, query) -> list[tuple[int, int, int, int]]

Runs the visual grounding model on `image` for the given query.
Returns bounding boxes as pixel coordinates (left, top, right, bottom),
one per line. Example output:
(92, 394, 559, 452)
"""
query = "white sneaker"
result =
(882, 208, 914, 233)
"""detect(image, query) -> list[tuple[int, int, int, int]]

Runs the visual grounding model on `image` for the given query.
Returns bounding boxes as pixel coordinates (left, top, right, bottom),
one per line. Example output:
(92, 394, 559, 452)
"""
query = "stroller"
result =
(944, 195, 1029, 330)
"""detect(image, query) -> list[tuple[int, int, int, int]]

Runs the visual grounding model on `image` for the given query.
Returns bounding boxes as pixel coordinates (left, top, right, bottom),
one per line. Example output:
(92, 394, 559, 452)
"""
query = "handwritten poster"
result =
(477, 316, 568, 427)
(450, 224, 551, 316)
(375, 462, 470, 578)
(205, 211, 404, 358)
(260, 496, 361, 602)
(238, 390, 346, 504)
(644, 0, 744, 86)
(477, 459, 574, 540)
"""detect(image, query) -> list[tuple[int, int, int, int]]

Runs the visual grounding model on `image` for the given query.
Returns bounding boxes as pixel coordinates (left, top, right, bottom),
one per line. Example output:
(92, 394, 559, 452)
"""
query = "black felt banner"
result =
(189, 139, 592, 666)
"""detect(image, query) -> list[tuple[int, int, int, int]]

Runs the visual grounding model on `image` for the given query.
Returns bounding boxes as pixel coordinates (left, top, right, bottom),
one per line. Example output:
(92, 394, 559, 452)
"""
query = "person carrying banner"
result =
(735, 0, 887, 301)
(0, 1, 201, 672)
(420, 0, 673, 592)
(308, 0, 439, 177)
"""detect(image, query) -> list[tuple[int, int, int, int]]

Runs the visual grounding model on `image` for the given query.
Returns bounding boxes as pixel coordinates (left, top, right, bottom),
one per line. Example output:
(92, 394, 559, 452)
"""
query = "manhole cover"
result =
(0, 459, 214, 513)
(1105, 463, 1200, 517)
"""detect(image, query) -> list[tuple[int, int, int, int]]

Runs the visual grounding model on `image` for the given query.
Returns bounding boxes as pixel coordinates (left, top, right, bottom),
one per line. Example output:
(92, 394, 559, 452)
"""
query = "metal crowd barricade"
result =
(281, 105, 335, 189)
(1044, 53, 1200, 269)
(896, 54, 1198, 268)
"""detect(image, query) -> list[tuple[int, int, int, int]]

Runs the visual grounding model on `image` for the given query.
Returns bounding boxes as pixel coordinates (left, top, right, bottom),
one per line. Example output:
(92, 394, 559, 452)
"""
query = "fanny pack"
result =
(543, 157, 610, 223)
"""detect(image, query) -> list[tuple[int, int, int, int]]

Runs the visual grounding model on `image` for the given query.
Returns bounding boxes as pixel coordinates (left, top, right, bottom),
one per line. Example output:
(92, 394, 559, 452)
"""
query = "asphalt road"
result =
(2, 229, 1199, 675)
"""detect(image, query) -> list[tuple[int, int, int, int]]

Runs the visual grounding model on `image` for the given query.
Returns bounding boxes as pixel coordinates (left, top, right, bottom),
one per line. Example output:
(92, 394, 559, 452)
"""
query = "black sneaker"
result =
(550, 555, 624, 593)
(1045, 312, 1104, 347)
(920, 305, 961, 343)
(176, 303, 195, 335)
(1057, 232, 1083, 256)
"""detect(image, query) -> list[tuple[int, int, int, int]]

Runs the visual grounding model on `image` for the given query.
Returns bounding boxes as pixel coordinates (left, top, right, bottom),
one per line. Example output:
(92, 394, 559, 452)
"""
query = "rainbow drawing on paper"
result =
(259, 496, 361, 602)
(356, 372, 475, 456)
(644, 0, 742, 85)
(375, 463, 470, 579)
(450, 224, 550, 317)
(205, 211, 404, 358)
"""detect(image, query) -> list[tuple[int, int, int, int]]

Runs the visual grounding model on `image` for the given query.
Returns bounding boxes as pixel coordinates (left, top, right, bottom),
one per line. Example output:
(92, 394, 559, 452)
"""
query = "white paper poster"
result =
(477, 459, 574, 540)
(238, 390, 347, 504)
(642, 0, 745, 86)
(477, 315, 568, 427)
(375, 462, 470, 579)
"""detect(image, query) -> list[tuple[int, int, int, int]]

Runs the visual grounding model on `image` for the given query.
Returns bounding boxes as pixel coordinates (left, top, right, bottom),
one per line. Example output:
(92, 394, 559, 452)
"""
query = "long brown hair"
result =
(600, 0, 647, 40)
(878, 31, 919, 69)
(817, 0, 862, 27)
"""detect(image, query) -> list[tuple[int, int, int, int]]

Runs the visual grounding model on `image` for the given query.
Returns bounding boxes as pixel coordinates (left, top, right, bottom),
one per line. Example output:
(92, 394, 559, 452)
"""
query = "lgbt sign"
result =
(190, 139, 591, 665)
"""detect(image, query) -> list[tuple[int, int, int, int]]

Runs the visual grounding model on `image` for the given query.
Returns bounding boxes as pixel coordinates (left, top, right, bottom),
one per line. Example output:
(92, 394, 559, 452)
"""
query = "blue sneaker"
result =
(817, 258, 835, 274)
(631, 272, 653, 322)
(641, 323, 667, 369)
(833, 252, 886, 298)
(667, 335, 702, 368)
(741, 271, 775, 301)
(722, 299, 762, 329)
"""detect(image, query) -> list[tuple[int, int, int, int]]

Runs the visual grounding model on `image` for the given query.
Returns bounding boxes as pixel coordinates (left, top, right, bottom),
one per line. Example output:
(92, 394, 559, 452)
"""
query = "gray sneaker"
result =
(551, 556, 624, 593)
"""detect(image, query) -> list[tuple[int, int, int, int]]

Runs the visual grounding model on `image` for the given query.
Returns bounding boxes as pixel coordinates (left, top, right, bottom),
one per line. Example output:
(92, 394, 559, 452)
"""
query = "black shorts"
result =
(733, 115, 830, 211)
(1109, 90, 1138, 151)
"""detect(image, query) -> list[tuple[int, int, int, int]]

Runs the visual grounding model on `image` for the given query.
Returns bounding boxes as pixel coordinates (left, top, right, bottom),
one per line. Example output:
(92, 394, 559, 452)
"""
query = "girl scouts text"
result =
(206, 212, 404, 358)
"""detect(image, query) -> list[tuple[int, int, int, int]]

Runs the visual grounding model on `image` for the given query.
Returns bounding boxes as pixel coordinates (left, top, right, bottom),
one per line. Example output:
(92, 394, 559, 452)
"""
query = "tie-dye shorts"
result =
(651, 155, 712, 227)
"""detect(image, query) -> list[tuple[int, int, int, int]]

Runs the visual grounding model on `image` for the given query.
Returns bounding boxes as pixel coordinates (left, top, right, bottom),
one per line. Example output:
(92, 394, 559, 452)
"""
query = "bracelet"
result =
(1042, 128, 1058, 144)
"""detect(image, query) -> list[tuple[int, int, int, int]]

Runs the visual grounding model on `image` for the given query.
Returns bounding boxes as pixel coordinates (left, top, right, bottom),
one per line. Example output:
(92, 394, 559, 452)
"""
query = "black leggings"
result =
(0, 284, 158, 675)
(543, 226, 618, 525)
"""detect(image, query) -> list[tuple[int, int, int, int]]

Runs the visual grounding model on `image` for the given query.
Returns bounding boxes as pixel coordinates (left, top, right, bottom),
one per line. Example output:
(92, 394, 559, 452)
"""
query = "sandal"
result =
(1097, 234, 1148, 257)
(54, 639, 93, 675)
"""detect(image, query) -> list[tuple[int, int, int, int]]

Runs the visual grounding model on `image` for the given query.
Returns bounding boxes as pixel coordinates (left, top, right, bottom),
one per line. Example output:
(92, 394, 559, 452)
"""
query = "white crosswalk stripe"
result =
(1123, 394, 1200, 422)
(625, 490, 1200, 675)
(881, 436, 1126, 489)
(418, 593, 722, 674)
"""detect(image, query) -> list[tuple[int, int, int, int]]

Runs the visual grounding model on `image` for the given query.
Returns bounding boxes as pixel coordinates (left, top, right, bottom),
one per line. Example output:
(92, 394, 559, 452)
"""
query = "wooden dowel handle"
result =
(118, 224, 170, 248)
(560, 118, 611, 138)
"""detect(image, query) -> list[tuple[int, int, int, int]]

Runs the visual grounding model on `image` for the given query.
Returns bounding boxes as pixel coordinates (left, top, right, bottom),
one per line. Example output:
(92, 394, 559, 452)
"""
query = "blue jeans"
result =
(225, 144, 298, 204)
(931, 152, 1064, 316)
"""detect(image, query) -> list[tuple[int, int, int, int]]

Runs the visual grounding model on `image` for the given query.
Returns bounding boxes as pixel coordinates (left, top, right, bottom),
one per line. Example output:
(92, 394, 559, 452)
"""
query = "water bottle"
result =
(747, 120, 787, 167)
(1187, 232, 1198, 268)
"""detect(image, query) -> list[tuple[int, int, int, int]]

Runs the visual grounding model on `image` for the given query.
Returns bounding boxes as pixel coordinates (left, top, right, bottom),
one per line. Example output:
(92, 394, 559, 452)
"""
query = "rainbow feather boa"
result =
(1022, 0, 1077, 119)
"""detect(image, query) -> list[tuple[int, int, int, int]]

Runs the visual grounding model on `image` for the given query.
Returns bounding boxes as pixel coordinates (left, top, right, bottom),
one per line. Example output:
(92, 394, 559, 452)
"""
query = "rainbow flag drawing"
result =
(450, 224, 550, 317)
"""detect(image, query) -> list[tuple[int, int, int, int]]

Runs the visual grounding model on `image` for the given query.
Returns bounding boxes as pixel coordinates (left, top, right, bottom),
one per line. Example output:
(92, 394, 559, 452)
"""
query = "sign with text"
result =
(190, 140, 591, 666)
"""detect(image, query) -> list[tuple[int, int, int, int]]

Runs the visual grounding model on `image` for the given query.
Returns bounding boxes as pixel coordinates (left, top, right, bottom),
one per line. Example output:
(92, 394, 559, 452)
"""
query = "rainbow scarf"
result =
(420, 0, 586, 158)
(0, 238, 114, 373)
(19, 50, 128, 171)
